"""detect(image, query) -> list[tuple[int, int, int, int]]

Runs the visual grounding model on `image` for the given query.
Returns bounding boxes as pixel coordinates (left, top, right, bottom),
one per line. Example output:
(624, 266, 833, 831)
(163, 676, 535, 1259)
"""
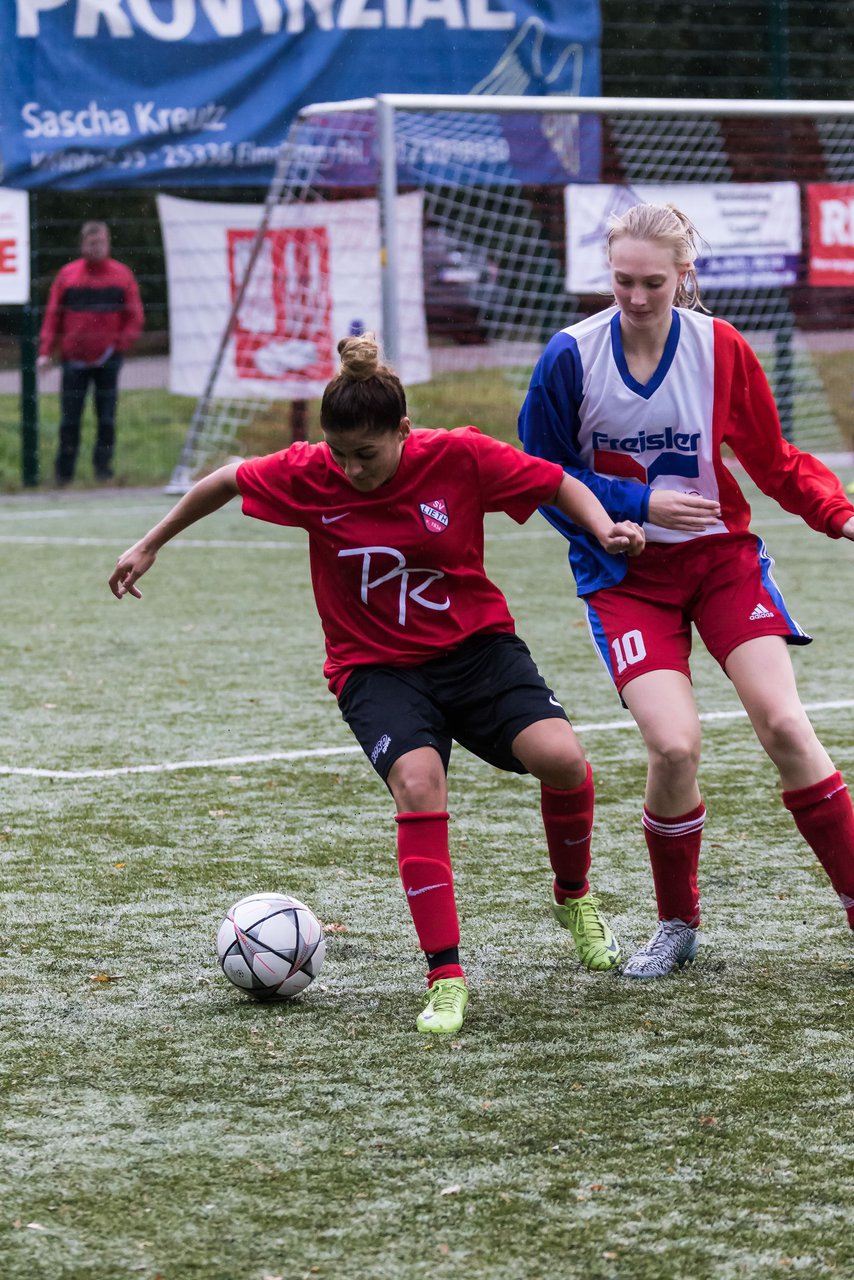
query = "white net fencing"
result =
(167, 98, 854, 490)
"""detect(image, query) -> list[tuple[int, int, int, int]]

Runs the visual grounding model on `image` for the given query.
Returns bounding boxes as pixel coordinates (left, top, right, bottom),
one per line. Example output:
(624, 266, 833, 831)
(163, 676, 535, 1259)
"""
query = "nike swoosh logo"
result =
(406, 882, 449, 898)
(549, 695, 563, 708)
(321, 513, 351, 524)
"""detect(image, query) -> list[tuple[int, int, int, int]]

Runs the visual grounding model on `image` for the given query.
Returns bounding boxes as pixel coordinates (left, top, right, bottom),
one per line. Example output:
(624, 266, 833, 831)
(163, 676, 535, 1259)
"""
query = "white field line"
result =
(0, 534, 306, 550)
(3, 699, 851, 781)
(0, 515, 802, 551)
(0, 504, 171, 521)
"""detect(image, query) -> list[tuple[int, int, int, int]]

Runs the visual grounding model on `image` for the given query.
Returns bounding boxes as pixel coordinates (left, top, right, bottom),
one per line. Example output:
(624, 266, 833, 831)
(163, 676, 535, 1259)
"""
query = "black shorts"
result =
(337, 631, 570, 782)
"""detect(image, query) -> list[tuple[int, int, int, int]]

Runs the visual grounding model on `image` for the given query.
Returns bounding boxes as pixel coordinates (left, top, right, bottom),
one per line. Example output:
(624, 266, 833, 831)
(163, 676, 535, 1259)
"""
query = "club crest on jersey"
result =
(420, 498, 449, 534)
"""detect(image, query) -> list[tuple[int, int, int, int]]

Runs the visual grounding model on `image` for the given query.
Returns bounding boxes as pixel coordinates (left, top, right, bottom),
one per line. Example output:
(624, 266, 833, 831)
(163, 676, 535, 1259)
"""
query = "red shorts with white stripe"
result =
(584, 531, 811, 695)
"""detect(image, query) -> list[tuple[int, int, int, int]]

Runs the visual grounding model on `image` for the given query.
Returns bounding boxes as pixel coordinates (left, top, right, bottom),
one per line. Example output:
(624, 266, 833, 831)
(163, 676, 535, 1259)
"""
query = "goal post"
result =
(165, 93, 854, 492)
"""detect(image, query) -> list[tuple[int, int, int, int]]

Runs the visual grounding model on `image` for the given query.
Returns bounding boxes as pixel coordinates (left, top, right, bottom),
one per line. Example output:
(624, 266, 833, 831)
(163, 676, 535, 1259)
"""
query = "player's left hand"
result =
(841, 515, 854, 541)
(599, 520, 645, 556)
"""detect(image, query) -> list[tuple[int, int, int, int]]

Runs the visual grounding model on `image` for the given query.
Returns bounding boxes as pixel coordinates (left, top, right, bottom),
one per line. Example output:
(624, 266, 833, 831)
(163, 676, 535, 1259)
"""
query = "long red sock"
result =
(395, 811, 464, 982)
(542, 764, 594, 903)
(642, 803, 705, 925)
(782, 771, 854, 927)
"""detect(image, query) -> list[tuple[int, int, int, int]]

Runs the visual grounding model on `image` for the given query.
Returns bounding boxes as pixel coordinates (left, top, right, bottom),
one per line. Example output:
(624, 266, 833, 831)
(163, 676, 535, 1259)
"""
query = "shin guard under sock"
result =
(643, 803, 705, 925)
(542, 764, 594, 904)
(782, 771, 854, 927)
(395, 811, 463, 976)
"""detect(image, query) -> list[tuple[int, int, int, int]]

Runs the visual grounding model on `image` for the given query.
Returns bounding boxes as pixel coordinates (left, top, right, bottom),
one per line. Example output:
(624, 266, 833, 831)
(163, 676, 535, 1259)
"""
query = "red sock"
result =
(643, 803, 705, 925)
(395, 812, 463, 978)
(782, 771, 854, 927)
(425, 964, 465, 987)
(542, 765, 594, 903)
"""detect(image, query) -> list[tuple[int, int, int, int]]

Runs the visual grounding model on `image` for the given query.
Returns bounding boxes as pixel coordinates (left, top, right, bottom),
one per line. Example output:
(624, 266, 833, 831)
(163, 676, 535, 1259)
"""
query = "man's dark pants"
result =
(55, 353, 123, 482)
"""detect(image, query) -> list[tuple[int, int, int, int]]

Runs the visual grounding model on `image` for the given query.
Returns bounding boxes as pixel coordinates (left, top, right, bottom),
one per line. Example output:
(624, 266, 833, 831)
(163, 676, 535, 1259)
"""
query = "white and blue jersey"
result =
(519, 305, 854, 597)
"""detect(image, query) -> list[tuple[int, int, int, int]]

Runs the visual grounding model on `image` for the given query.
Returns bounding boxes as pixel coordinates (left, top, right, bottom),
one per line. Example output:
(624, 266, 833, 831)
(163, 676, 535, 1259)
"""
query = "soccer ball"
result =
(216, 892, 326, 1000)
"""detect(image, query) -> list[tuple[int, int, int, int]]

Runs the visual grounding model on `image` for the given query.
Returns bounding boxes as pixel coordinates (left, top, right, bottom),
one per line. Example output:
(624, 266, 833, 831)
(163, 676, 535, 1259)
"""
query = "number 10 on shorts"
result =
(612, 629, 647, 674)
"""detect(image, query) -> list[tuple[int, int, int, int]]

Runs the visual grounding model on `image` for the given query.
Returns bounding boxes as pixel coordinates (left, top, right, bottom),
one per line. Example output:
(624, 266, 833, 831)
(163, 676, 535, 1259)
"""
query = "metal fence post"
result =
(20, 191, 40, 487)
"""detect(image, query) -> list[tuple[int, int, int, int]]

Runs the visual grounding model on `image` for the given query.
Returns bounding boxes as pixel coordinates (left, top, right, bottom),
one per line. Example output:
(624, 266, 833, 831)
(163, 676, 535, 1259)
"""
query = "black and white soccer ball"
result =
(216, 892, 326, 1000)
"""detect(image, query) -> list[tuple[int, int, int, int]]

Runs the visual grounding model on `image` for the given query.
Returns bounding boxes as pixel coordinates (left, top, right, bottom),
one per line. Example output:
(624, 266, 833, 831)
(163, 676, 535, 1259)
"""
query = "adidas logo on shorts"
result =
(749, 602, 775, 621)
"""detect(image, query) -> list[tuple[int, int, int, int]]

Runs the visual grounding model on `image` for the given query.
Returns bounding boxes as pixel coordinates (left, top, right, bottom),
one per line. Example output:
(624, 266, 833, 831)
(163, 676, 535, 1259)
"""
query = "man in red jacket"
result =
(38, 221, 144, 484)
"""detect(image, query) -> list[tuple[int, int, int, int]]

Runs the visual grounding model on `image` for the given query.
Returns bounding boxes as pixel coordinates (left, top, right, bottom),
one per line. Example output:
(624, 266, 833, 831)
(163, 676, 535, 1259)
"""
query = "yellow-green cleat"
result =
(416, 977, 469, 1034)
(552, 890, 621, 971)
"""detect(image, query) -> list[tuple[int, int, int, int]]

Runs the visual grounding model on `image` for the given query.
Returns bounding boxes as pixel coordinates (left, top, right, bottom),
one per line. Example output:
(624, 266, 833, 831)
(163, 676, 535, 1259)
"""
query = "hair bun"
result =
(337, 333, 380, 381)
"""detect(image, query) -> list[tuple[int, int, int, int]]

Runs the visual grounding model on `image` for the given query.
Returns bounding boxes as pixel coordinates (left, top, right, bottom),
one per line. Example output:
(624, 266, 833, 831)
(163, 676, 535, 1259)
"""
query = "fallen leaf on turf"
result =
(440, 1184, 461, 1196)
(603, 1251, 618, 1260)
(89, 973, 124, 983)
(437, 1244, 449, 1256)
(590, 1183, 605, 1191)
(113, 862, 126, 869)
(698, 1115, 717, 1126)
(321, 922, 347, 933)
(27, 1223, 48, 1232)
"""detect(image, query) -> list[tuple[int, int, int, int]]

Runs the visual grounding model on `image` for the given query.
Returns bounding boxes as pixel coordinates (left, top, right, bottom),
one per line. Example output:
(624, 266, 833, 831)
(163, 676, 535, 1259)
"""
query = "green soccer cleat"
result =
(552, 890, 622, 971)
(416, 977, 469, 1035)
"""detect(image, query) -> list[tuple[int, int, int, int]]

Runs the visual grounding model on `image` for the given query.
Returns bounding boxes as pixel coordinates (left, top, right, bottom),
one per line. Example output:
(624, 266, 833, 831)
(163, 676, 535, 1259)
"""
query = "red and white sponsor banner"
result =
(157, 193, 429, 399)
(0, 187, 29, 304)
(565, 182, 801, 292)
(807, 184, 854, 286)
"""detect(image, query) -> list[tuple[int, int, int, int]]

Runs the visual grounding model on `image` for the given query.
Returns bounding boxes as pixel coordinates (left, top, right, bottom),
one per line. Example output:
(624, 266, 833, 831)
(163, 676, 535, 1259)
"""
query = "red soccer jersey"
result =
(236, 426, 564, 696)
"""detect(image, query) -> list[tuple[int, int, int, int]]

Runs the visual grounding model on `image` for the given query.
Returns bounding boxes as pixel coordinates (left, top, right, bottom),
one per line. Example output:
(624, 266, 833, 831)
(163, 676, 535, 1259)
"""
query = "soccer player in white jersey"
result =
(110, 334, 653, 1036)
(519, 202, 854, 979)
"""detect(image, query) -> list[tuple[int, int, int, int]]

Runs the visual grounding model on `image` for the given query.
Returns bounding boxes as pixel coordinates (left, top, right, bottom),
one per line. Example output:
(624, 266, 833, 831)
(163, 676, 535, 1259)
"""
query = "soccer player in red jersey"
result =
(110, 333, 653, 1034)
(519, 202, 854, 979)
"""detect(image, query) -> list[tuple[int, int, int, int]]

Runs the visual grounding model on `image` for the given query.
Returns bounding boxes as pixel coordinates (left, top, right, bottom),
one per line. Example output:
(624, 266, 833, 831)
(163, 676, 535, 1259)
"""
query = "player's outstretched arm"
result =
(552, 474, 646, 556)
(648, 490, 721, 531)
(109, 463, 241, 600)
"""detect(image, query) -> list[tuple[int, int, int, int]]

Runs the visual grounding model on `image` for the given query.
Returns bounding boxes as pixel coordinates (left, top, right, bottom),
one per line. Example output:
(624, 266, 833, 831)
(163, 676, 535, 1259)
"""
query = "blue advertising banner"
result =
(1, 1, 601, 190)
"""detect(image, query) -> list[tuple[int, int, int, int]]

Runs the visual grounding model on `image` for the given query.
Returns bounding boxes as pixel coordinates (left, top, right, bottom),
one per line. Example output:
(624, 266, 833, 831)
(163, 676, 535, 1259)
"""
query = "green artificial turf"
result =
(0, 474, 853, 1279)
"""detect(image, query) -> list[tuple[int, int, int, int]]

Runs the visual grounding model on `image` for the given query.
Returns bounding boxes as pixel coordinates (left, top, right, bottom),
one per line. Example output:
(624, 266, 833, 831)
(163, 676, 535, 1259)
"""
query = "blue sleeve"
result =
(518, 332, 651, 526)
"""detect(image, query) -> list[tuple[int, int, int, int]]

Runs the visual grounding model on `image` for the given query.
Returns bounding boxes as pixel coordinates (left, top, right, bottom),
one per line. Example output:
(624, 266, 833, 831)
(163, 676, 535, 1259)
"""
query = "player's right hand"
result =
(648, 491, 721, 531)
(109, 543, 156, 599)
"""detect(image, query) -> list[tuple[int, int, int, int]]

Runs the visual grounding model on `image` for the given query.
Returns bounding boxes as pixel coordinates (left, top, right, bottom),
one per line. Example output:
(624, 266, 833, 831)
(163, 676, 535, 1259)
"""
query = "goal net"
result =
(165, 95, 854, 492)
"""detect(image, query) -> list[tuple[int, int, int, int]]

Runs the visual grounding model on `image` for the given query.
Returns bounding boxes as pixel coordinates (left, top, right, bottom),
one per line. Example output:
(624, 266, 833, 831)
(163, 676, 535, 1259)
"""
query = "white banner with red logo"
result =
(564, 183, 801, 292)
(807, 183, 854, 285)
(157, 193, 430, 399)
(0, 187, 29, 304)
